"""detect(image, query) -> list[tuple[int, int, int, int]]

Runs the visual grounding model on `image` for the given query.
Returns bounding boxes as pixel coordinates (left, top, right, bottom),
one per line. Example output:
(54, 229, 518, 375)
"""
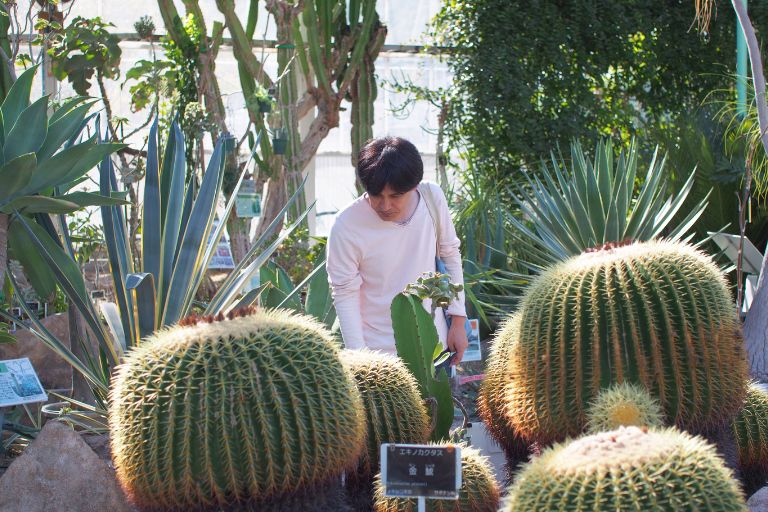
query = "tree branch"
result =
(732, 0, 768, 380)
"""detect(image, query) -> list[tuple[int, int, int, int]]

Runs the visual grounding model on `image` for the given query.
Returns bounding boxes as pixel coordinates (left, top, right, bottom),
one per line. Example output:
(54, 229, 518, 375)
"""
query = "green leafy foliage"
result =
(123, 59, 174, 112)
(48, 16, 122, 95)
(258, 258, 337, 330)
(0, 65, 125, 297)
(8, 120, 312, 407)
(428, 1, 768, 183)
(404, 271, 463, 315)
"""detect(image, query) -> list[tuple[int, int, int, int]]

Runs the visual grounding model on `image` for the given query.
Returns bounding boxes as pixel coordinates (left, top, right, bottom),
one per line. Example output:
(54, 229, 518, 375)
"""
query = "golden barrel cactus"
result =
(502, 426, 746, 511)
(502, 240, 747, 444)
(340, 349, 430, 490)
(109, 308, 366, 511)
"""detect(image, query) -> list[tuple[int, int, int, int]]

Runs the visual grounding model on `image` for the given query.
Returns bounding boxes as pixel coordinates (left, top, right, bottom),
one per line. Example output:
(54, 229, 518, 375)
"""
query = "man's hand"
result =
(447, 315, 469, 365)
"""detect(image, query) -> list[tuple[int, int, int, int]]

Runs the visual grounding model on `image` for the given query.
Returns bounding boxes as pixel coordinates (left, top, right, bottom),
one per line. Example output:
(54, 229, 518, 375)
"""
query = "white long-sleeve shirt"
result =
(326, 181, 466, 353)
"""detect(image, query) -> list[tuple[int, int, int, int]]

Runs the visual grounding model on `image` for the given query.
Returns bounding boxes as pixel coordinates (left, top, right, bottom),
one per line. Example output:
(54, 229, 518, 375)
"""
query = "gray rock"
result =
(0, 421, 134, 512)
(81, 432, 112, 465)
(749, 486, 768, 512)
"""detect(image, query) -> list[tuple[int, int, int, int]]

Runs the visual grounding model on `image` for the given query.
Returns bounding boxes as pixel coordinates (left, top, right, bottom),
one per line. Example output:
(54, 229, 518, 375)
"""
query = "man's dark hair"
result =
(357, 137, 423, 195)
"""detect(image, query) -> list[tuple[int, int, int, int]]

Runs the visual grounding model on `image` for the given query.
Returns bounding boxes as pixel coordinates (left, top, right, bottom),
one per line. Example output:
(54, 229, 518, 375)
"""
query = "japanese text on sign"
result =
(380, 443, 462, 500)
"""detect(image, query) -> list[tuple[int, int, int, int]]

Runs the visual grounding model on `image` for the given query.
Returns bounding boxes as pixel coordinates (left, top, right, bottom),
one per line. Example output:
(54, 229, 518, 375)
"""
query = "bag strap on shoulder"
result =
(419, 182, 441, 256)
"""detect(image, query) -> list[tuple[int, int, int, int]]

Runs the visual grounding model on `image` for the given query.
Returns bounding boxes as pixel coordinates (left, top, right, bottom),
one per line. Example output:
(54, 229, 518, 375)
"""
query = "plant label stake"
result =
(380, 443, 462, 511)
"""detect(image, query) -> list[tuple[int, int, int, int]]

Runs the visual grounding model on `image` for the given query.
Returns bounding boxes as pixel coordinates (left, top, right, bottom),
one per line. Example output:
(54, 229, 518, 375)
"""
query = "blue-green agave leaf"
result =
(4, 95, 48, 162)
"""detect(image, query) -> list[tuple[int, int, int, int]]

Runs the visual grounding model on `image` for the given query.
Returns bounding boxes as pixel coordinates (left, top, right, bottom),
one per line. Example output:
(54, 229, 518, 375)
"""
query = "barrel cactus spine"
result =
(502, 426, 746, 511)
(502, 240, 747, 444)
(109, 308, 366, 511)
(476, 314, 530, 463)
(732, 382, 768, 494)
(373, 445, 500, 512)
(340, 349, 430, 502)
(586, 382, 665, 433)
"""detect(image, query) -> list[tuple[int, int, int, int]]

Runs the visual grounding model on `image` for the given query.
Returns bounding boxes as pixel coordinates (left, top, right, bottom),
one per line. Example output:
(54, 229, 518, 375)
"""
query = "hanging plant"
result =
(272, 127, 289, 155)
(250, 85, 275, 114)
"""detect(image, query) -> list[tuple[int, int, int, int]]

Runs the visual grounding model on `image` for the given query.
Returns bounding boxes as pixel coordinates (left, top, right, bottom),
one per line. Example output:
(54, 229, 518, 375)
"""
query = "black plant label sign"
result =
(380, 443, 461, 500)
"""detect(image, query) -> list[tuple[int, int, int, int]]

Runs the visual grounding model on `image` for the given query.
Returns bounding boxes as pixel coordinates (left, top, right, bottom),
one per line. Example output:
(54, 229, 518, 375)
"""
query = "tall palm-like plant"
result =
(509, 138, 708, 271)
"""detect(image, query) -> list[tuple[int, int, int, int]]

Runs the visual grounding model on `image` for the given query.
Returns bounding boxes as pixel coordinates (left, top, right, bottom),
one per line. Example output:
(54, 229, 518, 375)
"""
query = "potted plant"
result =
(252, 86, 274, 114)
(272, 127, 289, 155)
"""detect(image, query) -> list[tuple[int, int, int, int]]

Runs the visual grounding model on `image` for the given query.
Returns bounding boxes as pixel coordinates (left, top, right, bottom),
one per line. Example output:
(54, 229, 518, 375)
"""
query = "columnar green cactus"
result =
(502, 426, 746, 511)
(732, 382, 768, 493)
(476, 314, 529, 461)
(373, 446, 500, 512)
(109, 308, 366, 511)
(340, 349, 430, 483)
(586, 382, 665, 433)
(502, 240, 747, 444)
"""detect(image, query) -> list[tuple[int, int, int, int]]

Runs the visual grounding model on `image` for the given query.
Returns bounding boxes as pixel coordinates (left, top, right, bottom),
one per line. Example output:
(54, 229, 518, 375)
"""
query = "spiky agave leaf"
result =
(509, 138, 708, 270)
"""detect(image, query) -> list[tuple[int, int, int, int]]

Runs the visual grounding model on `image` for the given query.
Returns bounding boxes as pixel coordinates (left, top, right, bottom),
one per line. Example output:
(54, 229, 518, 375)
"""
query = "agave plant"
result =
(0, 65, 125, 294)
(6, 119, 312, 407)
(509, 138, 708, 270)
(259, 259, 336, 329)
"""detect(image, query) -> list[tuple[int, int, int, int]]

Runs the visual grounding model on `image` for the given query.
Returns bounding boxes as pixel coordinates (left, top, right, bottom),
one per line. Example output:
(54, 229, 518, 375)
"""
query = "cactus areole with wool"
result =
(109, 308, 366, 511)
(503, 240, 747, 444)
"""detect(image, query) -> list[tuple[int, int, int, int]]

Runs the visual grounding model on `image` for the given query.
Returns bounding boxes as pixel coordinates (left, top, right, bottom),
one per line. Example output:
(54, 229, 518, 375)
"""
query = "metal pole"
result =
(418, 497, 426, 512)
(736, 0, 749, 118)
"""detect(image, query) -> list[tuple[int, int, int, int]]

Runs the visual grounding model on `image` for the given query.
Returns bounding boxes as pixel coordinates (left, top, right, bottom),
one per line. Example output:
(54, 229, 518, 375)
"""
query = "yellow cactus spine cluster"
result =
(586, 382, 665, 433)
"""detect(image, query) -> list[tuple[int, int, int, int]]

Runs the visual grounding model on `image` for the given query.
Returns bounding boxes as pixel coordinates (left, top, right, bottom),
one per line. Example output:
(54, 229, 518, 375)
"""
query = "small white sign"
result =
(461, 318, 482, 363)
(0, 358, 47, 407)
(207, 219, 236, 270)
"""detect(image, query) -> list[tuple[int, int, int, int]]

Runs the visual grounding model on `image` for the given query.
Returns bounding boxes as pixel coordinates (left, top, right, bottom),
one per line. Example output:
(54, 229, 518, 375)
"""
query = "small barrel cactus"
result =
(340, 350, 430, 487)
(373, 445, 500, 512)
(476, 314, 529, 461)
(586, 382, 665, 433)
(109, 308, 366, 511)
(502, 240, 747, 444)
(502, 426, 746, 511)
(732, 382, 768, 493)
